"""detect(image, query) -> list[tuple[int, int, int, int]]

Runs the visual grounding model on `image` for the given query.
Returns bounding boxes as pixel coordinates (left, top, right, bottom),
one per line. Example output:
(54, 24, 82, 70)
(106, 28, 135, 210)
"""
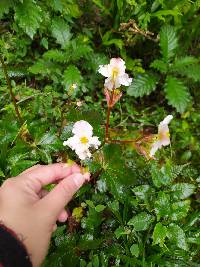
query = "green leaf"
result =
(14, 0, 42, 38)
(151, 162, 185, 188)
(164, 76, 191, 113)
(0, 0, 13, 18)
(127, 73, 158, 97)
(159, 25, 178, 62)
(95, 205, 106, 213)
(43, 50, 67, 63)
(167, 223, 188, 250)
(152, 222, 168, 247)
(115, 227, 130, 239)
(128, 212, 154, 231)
(150, 59, 168, 73)
(63, 65, 82, 88)
(0, 169, 5, 177)
(171, 183, 196, 200)
(155, 192, 171, 220)
(130, 244, 139, 257)
(171, 200, 191, 221)
(171, 56, 198, 71)
(181, 64, 200, 82)
(51, 18, 72, 48)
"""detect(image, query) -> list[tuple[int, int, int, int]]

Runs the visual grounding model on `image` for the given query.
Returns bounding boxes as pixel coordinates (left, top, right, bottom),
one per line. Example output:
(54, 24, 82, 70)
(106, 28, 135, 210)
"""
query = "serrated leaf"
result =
(164, 76, 191, 113)
(151, 162, 185, 188)
(181, 64, 200, 82)
(171, 56, 198, 71)
(171, 183, 196, 200)
(152, 222, 168, 247)
(127, 73, 158, 97)
(14, 0, 42, 38)
(167, 224, 188, 250)
(51, 18, 72, 48)
(160, 25, 178, 62)
(63, 65, 82, 88)
(43, 50, 67, 63)
(150, 59, 168, 73)
(128, 212, 154, 231)
(49, 0, 81, 17)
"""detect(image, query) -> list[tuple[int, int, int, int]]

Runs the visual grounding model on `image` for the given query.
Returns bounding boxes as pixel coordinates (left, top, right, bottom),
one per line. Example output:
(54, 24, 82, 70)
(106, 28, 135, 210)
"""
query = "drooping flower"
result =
(63, 120, 101, 160)
(98, 58, 132, 90)
(150, 115, 173, 157)
(104, 88, 122, 108)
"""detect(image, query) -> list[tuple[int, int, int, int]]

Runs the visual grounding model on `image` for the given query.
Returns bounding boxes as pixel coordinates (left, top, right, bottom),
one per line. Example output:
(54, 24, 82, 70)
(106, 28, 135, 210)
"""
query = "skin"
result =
(0, 163, 90, 267)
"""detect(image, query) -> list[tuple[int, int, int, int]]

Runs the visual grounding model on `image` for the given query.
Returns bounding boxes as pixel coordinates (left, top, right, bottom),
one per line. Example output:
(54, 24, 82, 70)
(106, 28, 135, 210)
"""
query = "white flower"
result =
(63, 120, 101, 160)
(72, 83, 77, 89)
(150, 115, 173, 157)
(98, 58, 132, 90)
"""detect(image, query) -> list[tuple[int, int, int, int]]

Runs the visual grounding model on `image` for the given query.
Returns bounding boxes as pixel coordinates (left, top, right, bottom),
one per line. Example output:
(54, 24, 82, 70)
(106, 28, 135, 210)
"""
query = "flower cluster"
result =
(98, 58, 132, 107)
(63, 58, 173, 162)
(63, 120, 101, 160)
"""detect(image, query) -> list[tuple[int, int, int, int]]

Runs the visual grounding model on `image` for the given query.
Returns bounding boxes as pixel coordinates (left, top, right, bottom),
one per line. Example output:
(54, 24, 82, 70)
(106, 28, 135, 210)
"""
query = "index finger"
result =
(19, 163, 81, 192)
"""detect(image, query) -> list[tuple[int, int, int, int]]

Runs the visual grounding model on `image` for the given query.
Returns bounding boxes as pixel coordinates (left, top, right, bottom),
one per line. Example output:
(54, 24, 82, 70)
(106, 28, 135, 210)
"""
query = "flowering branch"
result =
(0, 55, 23, 125)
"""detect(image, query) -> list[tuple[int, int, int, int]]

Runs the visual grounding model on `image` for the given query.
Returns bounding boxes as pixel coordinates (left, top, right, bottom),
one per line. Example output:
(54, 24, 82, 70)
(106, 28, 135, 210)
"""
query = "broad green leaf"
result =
(14, 0, 42, 38)
(155, 192, 171, 220)
(160, 25, 178, 62)
(51, 18, 72, 48)
(151, 162, 185, 187)
(127, 73, 158, 97)
(164, 76, 191, 113)
(152, 222, 168, 247)
(171, 183, 196, 200)
(132, 185, 151, 200)
(167, 224, 188, 250)
(128, 212, 154, 231)
(171, 200, 190, 221)
(130, 244, 139, 257)
(0, 0, 13, 18)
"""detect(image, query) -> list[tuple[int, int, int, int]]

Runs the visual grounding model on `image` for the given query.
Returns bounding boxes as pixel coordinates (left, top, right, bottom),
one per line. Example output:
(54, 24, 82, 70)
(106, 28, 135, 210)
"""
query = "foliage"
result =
(0, 0, 200, 266)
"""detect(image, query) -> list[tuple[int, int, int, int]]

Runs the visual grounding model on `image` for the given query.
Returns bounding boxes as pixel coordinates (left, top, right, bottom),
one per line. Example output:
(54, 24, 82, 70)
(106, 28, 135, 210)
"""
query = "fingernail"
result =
(73, 173, 86, 188)
(83, 172, 90, 181)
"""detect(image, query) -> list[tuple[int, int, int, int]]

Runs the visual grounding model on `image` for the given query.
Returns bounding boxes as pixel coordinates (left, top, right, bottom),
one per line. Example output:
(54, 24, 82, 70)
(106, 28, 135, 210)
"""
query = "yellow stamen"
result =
(112, 68, 119, 79)
(80, 136, 89, 144)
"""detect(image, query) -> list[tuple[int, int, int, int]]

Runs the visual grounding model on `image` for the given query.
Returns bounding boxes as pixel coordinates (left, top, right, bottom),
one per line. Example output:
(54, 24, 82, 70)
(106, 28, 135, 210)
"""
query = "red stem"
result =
(105, 88, 115, 141)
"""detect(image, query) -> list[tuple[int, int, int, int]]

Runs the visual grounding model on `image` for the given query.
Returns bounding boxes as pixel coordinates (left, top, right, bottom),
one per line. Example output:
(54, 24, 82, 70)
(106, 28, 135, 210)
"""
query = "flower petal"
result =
(72, 120, 93, 137)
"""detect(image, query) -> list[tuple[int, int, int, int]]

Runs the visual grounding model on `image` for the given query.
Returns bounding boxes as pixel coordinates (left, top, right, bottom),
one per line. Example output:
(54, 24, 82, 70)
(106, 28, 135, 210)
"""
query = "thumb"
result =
(38, 172, 90, 220)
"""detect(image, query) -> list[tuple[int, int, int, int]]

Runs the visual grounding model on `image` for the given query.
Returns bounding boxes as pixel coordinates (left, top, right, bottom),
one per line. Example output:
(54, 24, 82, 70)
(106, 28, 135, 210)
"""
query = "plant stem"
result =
(0, 55, 23, 125)
(105, 88, 115, 141)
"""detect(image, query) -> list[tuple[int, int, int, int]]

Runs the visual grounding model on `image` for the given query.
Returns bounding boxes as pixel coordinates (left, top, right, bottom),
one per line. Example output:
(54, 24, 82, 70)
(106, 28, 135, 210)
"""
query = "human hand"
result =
(0, 163, 90, 267)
